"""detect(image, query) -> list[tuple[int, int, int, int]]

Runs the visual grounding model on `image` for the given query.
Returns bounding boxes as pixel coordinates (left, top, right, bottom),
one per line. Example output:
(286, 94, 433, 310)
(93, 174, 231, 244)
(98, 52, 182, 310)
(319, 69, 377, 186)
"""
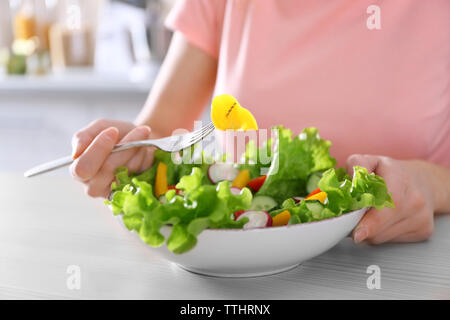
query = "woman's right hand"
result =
(70, 119, 155, 198)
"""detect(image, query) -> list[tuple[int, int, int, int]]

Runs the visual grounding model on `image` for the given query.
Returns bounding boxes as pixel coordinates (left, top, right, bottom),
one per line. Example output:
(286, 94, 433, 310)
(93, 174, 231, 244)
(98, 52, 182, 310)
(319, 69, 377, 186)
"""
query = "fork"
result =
(24, 122, 215, 178)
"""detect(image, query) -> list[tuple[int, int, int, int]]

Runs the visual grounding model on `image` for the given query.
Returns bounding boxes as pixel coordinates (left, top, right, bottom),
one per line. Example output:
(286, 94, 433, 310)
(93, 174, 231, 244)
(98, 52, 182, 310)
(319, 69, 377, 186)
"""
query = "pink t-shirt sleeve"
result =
(165, 0, 222, 58)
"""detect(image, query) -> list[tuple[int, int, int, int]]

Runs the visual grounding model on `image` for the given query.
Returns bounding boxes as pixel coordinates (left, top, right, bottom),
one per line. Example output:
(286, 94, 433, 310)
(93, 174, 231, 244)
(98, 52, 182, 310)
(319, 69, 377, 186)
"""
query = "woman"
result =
(70, 0, 450, 244)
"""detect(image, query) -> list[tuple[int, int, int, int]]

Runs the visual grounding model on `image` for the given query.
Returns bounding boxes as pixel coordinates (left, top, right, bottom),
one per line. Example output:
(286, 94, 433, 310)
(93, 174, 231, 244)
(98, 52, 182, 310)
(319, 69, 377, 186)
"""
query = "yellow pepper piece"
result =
(155, 162, 168, 198)
(211, 94, 258, 131)
(305, 191, 327, 204)
(232, 169, 250, 189)
(272, 210, 291, 227)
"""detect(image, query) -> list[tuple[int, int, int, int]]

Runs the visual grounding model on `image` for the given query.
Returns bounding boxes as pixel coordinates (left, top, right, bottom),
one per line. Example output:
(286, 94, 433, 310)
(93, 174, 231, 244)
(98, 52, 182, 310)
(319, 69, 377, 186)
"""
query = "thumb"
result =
(346, 154, 381, 176)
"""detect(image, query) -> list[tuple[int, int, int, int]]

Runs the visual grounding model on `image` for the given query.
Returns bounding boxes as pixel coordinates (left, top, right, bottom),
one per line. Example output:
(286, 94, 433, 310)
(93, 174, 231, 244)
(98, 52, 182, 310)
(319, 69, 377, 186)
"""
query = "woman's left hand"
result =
(346, 155, 445, 244)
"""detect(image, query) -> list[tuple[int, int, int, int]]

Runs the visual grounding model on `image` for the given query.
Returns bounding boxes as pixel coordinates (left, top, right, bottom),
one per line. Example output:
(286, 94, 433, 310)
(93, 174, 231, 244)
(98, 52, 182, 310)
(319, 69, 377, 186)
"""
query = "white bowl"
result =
(117, 208, 367, 277)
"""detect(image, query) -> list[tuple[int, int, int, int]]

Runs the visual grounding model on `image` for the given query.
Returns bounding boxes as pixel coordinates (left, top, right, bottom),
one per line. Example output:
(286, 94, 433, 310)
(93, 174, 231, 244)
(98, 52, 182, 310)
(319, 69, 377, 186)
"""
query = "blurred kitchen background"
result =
(0, 0, 181, 174)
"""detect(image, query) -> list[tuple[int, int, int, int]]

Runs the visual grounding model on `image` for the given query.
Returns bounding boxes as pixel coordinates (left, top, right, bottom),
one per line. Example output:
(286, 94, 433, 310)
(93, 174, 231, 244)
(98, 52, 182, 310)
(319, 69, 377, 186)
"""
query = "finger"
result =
(70, 127, 119, 182)
(346, 154, 381, 175)
(352, 206, 398, 243)
(84, 176, 116, 199)
(125, 147, 147, 174)
(370, 210, 434, 244)
(389, 229, 433, 243)
(386, 233, 420, 243)
(83, 126, 151, 198)
(72, 119, 136, 159)
(139, 147, 156, 172)
(105, 126, 151, 171)
(364, 217, 415, 244)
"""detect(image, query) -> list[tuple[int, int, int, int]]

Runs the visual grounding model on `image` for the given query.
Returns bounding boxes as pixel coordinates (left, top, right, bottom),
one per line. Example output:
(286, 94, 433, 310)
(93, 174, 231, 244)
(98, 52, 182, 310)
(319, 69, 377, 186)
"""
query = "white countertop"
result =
(1, 172, 449, 299)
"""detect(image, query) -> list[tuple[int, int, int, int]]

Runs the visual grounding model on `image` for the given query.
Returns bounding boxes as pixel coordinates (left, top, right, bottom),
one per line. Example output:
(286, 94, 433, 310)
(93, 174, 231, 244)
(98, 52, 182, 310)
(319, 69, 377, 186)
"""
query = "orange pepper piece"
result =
(232, 169, 250, 189)
(155, 162, 168, 198)
(306, 187, 321, 199)
(272, 210, 291, 227)
(305, 191, 327, 204)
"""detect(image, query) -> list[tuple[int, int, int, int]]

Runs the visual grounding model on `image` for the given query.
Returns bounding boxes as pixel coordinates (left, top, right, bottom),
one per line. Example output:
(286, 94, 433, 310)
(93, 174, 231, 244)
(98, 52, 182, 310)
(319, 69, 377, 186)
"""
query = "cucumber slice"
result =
(306, 172, 322, 194)
(250, 196, 278, 211)
(305, 200, 324, 219)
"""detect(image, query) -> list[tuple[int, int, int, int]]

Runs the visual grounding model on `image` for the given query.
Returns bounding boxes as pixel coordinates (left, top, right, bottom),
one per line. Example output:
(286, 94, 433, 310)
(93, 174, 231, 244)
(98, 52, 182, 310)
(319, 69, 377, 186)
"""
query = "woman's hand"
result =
(70, 119, 155, 198)
(346, 155, 449, 244)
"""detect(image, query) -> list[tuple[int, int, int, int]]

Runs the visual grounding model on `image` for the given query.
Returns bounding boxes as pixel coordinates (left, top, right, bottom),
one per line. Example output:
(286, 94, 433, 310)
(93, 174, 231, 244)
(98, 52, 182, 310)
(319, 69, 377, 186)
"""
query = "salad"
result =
(106, 121, 394, 254)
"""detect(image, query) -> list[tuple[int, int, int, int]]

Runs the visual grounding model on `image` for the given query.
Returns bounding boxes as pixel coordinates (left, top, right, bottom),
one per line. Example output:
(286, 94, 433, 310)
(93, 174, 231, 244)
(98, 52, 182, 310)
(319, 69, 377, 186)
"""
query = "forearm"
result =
(135, 32, 217, 138)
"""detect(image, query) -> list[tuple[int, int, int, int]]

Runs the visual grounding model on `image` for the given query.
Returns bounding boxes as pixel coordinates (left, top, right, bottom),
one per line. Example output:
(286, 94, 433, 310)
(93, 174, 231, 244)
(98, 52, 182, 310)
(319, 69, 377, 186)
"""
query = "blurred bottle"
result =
(12, 0, 37, 41)
(0, 2, 13, 75)
(49, 0, 103, 70)
(145, 0, 173, 62)
(7, 1, 55, 75)
(0, 2, 13, 49)
(35, 0, 58, 51)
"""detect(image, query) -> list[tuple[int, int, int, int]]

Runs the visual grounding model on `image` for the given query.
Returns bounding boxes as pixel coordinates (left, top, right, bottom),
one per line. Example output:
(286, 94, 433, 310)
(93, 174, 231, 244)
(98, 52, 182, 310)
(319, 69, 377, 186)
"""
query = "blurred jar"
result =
(145, 0, 174, 61)
(49, 0, 104, 70)
(34, 0, 58, 51)
(11, 0, 37, 41)
(0, 2, 13, 50)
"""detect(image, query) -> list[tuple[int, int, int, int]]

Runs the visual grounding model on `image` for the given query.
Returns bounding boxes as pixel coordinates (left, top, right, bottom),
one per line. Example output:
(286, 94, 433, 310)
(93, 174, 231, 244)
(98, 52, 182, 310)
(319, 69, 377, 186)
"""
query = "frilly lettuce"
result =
(106, 167, 251, 254)
(256, 126, 336, 203)
(270, 166, 394, 224)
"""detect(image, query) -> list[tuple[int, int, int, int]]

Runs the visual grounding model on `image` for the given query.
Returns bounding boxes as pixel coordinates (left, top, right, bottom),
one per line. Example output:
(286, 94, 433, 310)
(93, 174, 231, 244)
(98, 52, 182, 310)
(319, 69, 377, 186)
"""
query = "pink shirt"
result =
(166, 0, 450, 167)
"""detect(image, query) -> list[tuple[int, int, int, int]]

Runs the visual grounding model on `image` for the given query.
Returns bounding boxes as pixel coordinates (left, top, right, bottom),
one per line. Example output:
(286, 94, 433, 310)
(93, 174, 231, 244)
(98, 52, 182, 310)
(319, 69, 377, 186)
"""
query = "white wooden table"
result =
(1, 172, 449, 300)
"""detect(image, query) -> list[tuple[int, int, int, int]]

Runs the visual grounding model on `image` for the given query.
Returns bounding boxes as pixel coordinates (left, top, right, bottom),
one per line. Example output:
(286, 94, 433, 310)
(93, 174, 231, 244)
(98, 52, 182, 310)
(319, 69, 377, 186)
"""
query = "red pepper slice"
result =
(168, 184, 183, 195)
(247, 175, 267, 192)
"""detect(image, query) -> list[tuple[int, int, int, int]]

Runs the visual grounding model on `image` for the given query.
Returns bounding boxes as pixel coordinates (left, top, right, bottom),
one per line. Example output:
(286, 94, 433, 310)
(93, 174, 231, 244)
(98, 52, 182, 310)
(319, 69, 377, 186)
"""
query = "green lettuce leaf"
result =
(350, 166, 395, 211)
(272, 166, 394, 225)
(107, 168, 252, 254)
(256, 126, 336, 203)
(176, 167, 203, 193)
(318, 168, 353, 214)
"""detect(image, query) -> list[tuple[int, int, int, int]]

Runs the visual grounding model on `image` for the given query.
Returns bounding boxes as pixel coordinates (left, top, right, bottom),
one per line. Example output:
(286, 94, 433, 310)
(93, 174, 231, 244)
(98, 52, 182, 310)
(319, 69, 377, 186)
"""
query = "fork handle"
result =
(24, 140, 157, 178)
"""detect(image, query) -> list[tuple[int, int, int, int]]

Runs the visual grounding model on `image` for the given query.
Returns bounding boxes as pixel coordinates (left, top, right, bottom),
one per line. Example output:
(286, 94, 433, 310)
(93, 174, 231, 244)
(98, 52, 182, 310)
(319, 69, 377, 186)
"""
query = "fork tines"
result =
(188, 122, 215, 145)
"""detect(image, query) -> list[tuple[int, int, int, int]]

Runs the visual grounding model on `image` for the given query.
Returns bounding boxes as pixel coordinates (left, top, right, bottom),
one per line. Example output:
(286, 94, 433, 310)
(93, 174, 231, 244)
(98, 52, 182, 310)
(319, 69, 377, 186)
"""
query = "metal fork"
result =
(24, 122, 215, 178)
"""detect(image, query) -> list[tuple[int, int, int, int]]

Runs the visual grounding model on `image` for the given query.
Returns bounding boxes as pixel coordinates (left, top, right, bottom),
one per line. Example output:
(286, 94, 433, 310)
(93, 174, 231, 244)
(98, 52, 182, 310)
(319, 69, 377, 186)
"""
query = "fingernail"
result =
(105, 127, 118, 139)
(354, 226, 368, 243)
(137, 126, 151, 135)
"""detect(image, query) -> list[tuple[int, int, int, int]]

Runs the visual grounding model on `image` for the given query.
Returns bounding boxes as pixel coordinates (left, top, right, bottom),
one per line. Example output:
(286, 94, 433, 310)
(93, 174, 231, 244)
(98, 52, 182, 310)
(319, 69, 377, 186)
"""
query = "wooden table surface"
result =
(1, 172, 449, 300)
